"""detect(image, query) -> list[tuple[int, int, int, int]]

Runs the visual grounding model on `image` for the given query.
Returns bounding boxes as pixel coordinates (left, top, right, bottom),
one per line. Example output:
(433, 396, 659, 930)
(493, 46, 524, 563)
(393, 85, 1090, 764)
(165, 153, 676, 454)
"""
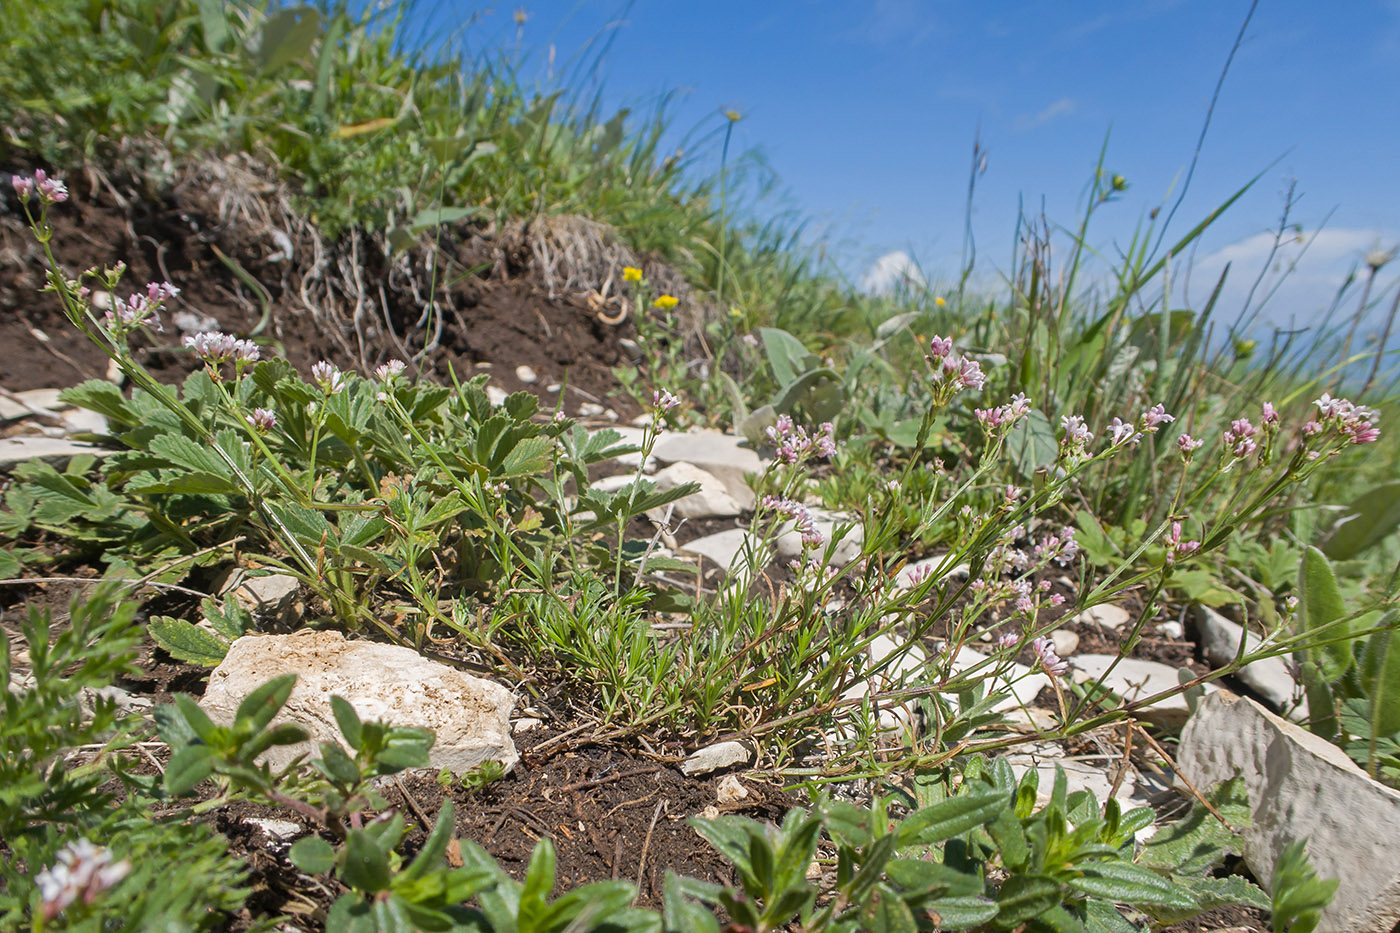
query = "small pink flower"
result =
(1176, 434, 1203, 457)
(1140, 404, 1175, 432)
(996, 632, 1018, 650)
(310, 361, 344, 393)
(12, 174, 35, 200)
(955, 357, 986, 390)
(1060, 415, 1093, 447)
(927, 336, 954, 361)
(1107, 417, 1141, 448)
(374, 359, 406, 381)
(1261, 402, 1280, 427)
(33, 169, 68, 203)
(1032, 636, 1069, 676)
(652, 388, 680, 412)
(247, 408, 277, 432)
(36, 839, 130, 920)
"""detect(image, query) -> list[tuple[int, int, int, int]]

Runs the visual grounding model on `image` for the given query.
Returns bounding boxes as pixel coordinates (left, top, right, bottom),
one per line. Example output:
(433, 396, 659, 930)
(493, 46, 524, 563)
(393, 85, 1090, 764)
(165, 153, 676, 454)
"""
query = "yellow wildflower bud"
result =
(653, 294, 679, 310)
(622, 266, 642, 282)
(934, 296, 947, 307)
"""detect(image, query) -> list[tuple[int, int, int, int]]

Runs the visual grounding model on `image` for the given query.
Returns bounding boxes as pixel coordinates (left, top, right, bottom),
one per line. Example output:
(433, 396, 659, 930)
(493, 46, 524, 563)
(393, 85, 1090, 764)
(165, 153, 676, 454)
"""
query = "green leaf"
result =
(254, 6, 320, 75)
(994, 874, 1064, 927)
(403, 801, 455, 882)
(759, 327, 818, 387)
(289, 836, 336, 875)
(1008, 409, 1058, 480)
(664, 870, 721, 933)
(925, 895, 999, 929)
(316, 742, 361, 786)
(58, 379, 134, 427)
(235, 673, 297, 733)
(863, 886, 918, 933)
(331, 695, 364, 749)
(1361, 626, 1400, 738)
(898, 789, 1008, 846)
(164, 744, 216, 794)
(1298, 547, 1353, 682)
(147, 616, 230, 667)
(148, 432, 234, 478)
(341, 828, 392, 893)
(1069, 862, 1197, 910)
(1320, 479, 1400, 560)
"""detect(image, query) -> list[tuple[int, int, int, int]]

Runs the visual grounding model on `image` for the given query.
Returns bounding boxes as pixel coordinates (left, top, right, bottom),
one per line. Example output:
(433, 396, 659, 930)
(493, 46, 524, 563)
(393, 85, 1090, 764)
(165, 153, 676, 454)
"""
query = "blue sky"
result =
(422, 0, 1400, 331)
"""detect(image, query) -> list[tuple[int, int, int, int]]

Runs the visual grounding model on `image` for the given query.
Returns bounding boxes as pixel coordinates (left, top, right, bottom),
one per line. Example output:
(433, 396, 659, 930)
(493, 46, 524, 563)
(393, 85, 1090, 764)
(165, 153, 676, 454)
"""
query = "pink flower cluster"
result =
(1164, 521, 1201, 564)
(766, 415, 836, 463)
(975, 392, 1032, 432)
(1312, 393, 1380, 445)
(12, 169, 68, 204)
(1224, 417, 1259, 459)
(183, 331, 259, 365)
(374, 359, 406, 381)
(1032, 527, 1080, 568)
(36, 839, 130, 920)
(1060, 414, 1093, 448)
(761, 494, 824, 548)
(652, 388, 681, 413)
(1176, 433, 1203, 460)
(926, 336, 987, 391)
(106, 281, 178, 332)
(246, 408, 277, 432)
(1032, 635, 1069, 676)
(311, 360, 345, 393)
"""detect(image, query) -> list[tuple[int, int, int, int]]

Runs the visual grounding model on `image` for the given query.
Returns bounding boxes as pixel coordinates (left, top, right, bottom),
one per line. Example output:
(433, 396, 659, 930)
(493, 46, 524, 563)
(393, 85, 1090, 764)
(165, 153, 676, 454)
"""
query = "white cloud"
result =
(1186, 227, 1398, 330)
(1014, 97, 1078, 131)
(860, 250, 927, 296)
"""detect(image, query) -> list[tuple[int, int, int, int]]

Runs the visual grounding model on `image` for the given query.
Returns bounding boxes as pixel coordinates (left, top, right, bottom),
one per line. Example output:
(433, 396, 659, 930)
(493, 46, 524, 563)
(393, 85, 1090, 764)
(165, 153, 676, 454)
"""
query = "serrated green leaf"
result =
(147, 616, 230, 666)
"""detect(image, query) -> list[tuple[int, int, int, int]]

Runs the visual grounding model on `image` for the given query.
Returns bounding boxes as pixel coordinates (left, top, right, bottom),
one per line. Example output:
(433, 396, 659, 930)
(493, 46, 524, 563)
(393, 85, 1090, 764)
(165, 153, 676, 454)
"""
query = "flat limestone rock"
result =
(652, 430, 763, 509)
(950, 646, 1051, 713)
(681, 528, 752, 574)
(1178, 692, 1400, 933)
(201, 631, 518, 775)
(0, 436, 115, 471)
(1069, 604, 1131, 631)
(649, 462, 742, 520)
(1192, 605, 1301, 715)
(1069, 654, 1214, 727)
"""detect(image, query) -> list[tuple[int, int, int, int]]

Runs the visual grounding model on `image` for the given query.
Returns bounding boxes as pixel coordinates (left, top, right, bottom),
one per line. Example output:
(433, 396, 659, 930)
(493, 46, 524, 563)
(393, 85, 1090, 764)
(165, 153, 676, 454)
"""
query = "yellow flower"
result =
(653, 294, 679, 310)
(622, 266, 642, 283)
(934, 296, 947, 308)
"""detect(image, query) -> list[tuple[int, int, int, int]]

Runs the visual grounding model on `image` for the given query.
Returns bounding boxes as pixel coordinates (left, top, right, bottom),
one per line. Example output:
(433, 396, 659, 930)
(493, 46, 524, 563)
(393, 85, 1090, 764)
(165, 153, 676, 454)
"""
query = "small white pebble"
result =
(515, 365, 537, 384)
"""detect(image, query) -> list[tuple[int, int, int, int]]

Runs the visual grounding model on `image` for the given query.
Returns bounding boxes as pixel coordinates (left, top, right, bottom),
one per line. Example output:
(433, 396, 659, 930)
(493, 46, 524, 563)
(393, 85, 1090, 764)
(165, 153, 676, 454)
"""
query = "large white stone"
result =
(1070, 604, 1131, 631)
(1002, 741, 1139, 809)
(774, 508, 863, 567)
(950, 646, 1052, 713)
(680, 528, 751, 573)
(0, 436, 115, 471)
(649, 462, 742, 520)
(1192, 606, 1301, 714)
(219, 570, 302, 624)
(652, 430, 763, 509)
(1069, 655, 1214, 727)
(1179, 692, 1400, 933)
(201, 631, 518, 775)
